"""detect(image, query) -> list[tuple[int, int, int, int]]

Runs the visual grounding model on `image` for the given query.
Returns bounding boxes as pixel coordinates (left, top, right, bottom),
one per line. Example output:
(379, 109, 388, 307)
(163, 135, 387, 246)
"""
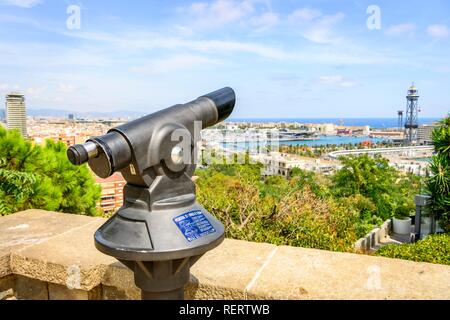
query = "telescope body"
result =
(67, 87, 235, 300)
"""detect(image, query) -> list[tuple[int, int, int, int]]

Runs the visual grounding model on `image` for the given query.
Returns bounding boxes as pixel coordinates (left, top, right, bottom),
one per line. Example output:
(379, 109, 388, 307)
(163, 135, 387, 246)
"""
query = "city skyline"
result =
(0, 0, 449, 118)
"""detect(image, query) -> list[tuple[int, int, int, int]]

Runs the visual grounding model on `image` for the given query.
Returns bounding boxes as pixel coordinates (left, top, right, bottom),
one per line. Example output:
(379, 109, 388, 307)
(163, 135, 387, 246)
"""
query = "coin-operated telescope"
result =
(67, 87, 235, 300)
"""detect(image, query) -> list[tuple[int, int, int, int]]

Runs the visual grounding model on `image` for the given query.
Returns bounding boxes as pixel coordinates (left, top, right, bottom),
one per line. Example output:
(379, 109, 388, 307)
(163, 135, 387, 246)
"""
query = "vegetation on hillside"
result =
(0, 127, 101, 216)
(196, 154, 420, 252)
(376, 234, 450, 265)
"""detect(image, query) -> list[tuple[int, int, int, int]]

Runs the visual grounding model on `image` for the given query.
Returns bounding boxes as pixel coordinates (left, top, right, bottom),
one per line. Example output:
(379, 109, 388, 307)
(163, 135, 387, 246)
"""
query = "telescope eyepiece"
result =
(201, 87, 235, 122)
(67, 141, 98, 166)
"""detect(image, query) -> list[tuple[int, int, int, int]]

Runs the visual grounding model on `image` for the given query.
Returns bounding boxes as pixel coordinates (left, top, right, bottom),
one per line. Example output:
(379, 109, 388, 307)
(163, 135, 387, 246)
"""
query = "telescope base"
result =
(118, 258, 196, 300)
(141, 288, 184, 300)
(94, 188, 225, 301)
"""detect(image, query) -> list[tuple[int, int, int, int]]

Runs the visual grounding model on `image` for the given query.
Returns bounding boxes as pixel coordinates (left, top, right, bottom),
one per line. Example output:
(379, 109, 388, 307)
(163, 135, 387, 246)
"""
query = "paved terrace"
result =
(1, 210, 449, 300)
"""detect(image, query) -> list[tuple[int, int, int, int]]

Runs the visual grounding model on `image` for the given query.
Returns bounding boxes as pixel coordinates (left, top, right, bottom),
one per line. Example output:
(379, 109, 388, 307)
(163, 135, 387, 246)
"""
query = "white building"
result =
(417, 124, 437, 145)
(255, 152, 342, 177)
(6, 92, 27, 137)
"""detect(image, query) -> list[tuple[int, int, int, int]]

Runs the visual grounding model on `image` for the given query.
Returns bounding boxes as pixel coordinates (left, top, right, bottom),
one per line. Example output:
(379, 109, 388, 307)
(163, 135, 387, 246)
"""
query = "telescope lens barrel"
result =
(66, 87, 235, 178)
(67, 141, 98, 166)
(201, 87, 235, 122)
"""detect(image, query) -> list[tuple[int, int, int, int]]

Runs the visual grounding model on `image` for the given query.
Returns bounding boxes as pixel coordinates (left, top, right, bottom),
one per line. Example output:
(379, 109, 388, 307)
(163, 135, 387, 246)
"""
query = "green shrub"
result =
(0, 127, 101, 216)
(375, 234, 450, 265)
(426, 115, 450, 232)
(332, 154, 420, 220)
(196, 165, 365, 252)
(195, 157, 422, 253)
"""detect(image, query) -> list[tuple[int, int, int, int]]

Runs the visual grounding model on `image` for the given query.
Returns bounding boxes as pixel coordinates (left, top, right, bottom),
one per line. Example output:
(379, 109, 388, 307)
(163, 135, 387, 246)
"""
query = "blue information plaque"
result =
(173, 210, 216, 242)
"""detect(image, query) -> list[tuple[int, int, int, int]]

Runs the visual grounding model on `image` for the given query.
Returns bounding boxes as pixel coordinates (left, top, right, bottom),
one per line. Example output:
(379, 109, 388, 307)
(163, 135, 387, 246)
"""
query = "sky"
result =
(0, 0, 449, 118)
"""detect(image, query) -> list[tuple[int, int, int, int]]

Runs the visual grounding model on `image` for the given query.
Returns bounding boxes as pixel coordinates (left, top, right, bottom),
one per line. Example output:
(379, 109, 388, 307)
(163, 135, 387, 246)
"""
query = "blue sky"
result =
(0, 0, 449, 118)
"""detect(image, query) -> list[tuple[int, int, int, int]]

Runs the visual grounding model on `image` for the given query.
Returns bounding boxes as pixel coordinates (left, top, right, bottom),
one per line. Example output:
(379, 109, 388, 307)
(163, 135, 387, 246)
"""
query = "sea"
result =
(222, 117, 441, 148)
(228, 118, 440, 129)
(222, 136, 386, 149)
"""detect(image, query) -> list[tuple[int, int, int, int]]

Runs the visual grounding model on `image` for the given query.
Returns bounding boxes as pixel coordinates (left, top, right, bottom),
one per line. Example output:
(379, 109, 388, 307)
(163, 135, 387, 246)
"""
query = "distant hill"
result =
(27, 108, 146, 119)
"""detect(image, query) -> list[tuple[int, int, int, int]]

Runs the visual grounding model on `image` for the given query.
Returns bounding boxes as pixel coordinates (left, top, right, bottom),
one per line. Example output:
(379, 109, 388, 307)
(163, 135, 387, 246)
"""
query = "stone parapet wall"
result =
(1, 210, 449, 300)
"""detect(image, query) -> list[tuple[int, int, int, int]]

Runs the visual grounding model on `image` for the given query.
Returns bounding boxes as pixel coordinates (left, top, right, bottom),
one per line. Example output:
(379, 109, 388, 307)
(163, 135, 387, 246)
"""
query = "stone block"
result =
(189, 239, 277, 300)
(102, 285, 140, 300)
(48, 283, 102, 300)
(0, 275, 15, 292)
(0, 275, 15, 300)
(0, 288, 14, 300)
(353, 238, 365, 252)
(385, 219, 392, 233)
(379, 227, 386, 241)
(0, 254, 11, 279)
(10, 218, 115, 291)
(371, 228, 380, 246)
(364, 235, 371, 252)
(15, 275, 48, 300)
(4, 210, 450, 300)
(102, 261, 136, 291)
(102, 239, 277, 300)
(0, 210, 97, 278)
(248, 245, 450, 300)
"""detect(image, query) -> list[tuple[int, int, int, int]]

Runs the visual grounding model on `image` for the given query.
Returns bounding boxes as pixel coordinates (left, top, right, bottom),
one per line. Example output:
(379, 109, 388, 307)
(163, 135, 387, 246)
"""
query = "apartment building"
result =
(95, 172, 126, 214)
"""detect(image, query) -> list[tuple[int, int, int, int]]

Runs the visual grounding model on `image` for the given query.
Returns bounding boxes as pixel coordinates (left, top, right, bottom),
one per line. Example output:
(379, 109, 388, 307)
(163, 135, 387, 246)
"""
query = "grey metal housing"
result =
(67, 87, 236, 299)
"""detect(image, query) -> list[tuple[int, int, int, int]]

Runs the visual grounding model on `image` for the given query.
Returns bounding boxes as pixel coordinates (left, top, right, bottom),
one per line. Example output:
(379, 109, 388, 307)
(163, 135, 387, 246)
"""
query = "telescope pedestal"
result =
(120, 258, 196, 300)
(94, 181, 224, 300)
(141, 288, 184, 300)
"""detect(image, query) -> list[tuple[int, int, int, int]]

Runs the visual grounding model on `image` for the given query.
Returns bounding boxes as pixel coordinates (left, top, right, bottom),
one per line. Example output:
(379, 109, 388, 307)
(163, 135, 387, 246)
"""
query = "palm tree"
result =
(426, 115, 450, 232)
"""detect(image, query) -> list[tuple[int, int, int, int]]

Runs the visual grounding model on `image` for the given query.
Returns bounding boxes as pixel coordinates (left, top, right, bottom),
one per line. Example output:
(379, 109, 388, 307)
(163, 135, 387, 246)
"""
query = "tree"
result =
(0, 127, 101, 216)
(35, 140, 101, 215)
(0, 168, 36, 215)
(332, 154, 420, 220)
(426, 115, 450, 232)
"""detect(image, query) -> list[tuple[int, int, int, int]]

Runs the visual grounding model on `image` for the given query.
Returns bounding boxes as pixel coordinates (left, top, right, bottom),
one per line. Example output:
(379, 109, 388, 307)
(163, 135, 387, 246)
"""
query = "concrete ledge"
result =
(1, 210, 450, 300)
(354, 220, 392, 253)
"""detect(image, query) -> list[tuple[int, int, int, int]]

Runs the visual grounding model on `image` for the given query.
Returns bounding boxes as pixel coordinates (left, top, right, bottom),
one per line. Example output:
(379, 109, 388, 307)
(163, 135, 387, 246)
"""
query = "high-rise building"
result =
(418, 123, 437, 145)
(0, 108, 5, 121)
(6, 92, 27, 137)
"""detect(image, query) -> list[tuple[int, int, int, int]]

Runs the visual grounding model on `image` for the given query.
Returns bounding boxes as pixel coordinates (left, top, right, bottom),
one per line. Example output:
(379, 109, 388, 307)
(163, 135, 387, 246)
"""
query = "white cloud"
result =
(300, 12, 345, 44)
(319, 75, 358, 88)
(58, 83, 77, 93)
(180, 0, 254, 27)
(60, 29, 400, 65)
(26, 86, 46, 95)
(0, 83, 9, 91)
(386, 23, 416, 36)
(0, 0, 41, 8)
(249, 12, 279, 31)
(0, 13, 41, 27)
(63, 31, 291, 60)
(427, 24, 450, 38)
(435, 66, 450, 73)
(194, 39, 288, 59)
(173, 25, 195, 37)
(288, 8, 322, 23)
(287, 8, 345, 44)
(130, 54, 222, 74)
